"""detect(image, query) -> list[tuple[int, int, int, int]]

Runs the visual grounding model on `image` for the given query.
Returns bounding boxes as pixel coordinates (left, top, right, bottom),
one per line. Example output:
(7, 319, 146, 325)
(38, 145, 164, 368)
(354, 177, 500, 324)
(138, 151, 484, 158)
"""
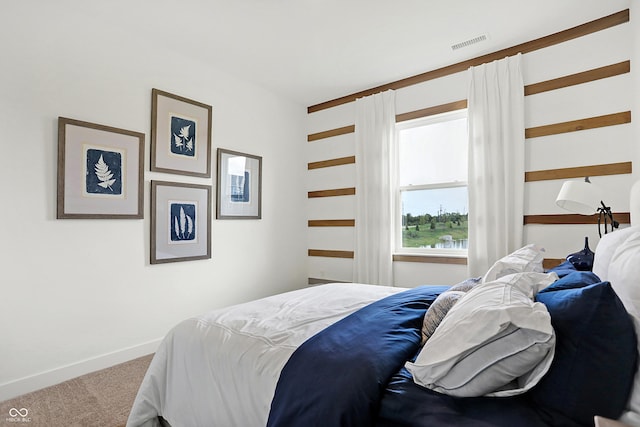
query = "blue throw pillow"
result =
(539, 270, 601, 293)
(532, 279, 637, 425)
(545, 260, 579, 278)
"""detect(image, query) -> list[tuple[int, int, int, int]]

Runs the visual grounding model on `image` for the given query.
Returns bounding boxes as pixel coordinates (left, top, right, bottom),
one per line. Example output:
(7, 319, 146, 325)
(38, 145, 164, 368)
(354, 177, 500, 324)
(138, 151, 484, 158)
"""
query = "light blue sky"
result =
(402, 187, 468, 216)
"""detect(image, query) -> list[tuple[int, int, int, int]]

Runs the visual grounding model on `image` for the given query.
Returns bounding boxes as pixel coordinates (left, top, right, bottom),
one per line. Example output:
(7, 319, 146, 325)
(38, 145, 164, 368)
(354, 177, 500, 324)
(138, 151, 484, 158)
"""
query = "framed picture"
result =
(57, 117, 144, 219)
(151, 88, 212, 178)
(216, 148, 262, 219)
(151, 180, 212, 264)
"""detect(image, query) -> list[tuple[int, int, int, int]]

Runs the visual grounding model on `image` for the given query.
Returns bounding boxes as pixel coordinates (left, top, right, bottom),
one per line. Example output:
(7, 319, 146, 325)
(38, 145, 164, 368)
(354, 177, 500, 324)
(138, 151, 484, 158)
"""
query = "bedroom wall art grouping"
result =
(56, 88, 263, 264)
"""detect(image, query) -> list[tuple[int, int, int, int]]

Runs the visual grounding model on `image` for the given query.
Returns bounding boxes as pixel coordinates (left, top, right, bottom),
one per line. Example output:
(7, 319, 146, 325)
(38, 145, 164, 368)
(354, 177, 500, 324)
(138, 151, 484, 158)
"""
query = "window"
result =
(395, 110, 468, 256)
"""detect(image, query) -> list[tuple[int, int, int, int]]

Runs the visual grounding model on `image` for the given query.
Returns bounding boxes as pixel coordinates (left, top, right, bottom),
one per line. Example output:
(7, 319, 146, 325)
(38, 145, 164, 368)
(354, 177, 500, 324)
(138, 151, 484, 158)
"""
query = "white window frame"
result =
(393, 109, 468, 257)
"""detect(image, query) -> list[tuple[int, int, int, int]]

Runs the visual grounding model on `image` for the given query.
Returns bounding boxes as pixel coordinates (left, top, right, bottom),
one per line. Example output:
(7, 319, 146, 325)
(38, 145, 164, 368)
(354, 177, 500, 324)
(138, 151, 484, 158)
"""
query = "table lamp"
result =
(556, 177, 619, 237)
(555, 177, 619, 270)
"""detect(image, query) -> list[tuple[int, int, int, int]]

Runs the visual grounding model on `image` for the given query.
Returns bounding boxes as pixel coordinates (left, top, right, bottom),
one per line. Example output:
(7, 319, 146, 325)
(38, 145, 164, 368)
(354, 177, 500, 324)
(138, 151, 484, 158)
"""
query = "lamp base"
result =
(566, 237, 594, 271)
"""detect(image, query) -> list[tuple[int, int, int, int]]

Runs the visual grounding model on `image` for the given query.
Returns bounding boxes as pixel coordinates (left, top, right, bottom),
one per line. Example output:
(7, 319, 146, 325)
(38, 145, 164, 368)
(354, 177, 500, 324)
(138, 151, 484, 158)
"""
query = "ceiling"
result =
(45, 0, 634, 107)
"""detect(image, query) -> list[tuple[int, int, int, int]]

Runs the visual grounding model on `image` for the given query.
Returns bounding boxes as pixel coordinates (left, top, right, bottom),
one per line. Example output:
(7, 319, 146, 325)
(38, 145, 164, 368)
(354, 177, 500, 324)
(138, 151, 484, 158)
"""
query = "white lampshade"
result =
(556, 179, 603, 215)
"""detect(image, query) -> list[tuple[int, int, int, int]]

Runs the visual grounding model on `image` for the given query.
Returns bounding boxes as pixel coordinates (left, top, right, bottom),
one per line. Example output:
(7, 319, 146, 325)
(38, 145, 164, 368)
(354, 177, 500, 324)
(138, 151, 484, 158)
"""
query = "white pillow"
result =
(592, 226, 640, 281)
(605, 231, 640, 425)
(482, 244, 545, 283)
(406, 272, 557, 397)
(608, 230, 640, 319)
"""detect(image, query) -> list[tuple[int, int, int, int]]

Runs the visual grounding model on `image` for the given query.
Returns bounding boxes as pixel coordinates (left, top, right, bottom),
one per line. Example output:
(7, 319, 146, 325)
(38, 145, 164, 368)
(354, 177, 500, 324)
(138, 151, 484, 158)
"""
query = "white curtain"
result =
(467, 54, 525, 277)
(353, 90, 396, 285)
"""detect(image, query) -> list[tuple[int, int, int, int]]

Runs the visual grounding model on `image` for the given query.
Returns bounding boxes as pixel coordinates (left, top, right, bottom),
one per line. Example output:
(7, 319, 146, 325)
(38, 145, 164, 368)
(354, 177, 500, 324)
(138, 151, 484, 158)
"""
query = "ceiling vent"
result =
(451, 34, 488, 51)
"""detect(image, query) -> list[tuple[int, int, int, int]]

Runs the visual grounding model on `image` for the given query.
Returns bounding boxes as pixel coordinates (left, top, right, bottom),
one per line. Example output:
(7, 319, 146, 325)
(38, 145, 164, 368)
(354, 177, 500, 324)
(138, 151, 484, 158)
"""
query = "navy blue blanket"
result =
(267, 286, 448, 427)
(376, 367, 579, 427)
(267, 285, 581, 427)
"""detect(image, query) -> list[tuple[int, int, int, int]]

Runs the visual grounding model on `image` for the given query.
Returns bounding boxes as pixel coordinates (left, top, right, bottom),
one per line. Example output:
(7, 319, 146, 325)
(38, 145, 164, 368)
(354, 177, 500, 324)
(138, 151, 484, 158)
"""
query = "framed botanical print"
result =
(151, 180, 212, 264)
(150, 88, 212, 178)
(57, 117, 144, 219)
(216, 148, 262, 219)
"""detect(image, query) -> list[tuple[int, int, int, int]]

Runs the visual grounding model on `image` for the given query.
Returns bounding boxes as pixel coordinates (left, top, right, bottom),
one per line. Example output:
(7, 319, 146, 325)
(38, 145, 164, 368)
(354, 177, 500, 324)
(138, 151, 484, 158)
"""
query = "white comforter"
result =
(126, 283, 404, 427)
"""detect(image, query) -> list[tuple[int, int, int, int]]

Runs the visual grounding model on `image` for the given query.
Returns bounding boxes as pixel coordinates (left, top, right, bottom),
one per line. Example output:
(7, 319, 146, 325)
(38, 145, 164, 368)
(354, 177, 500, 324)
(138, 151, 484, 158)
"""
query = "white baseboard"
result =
(0, 338, 162, 402)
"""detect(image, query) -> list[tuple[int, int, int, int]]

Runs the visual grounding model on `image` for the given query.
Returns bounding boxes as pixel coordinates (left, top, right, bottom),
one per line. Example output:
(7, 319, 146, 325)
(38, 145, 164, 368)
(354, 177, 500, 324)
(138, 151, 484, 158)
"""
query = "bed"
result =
(127, 228, 640, 427)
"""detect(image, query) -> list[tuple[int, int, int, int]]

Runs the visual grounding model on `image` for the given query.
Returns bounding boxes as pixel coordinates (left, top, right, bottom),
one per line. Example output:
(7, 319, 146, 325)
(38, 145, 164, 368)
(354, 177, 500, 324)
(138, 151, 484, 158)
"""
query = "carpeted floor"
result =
(0, 354, 153, 427)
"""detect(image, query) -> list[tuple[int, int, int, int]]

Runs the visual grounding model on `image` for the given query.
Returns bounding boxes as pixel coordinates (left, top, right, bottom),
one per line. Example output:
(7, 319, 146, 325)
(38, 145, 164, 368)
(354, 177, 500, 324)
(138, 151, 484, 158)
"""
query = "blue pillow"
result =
(545, 260, 578, 278)
(539, 270, 601, 293)
(532, 279, 637, 425)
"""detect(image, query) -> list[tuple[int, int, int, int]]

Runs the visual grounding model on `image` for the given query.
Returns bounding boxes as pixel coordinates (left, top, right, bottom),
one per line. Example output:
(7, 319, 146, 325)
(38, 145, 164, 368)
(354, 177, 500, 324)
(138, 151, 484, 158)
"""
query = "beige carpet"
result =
(0, 354, 153, 427)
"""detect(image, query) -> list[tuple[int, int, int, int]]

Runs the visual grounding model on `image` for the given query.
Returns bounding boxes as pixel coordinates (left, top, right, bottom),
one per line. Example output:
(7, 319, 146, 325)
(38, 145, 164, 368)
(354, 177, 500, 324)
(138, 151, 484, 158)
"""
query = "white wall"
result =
(0, 4, 307, 400)
(307, 9, 634, 287)
(633, 2, 640, 185)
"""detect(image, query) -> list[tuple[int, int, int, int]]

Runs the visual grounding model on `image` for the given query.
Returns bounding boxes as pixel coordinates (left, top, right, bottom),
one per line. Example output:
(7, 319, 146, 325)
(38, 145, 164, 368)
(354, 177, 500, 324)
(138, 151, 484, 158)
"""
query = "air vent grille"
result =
(451, 34, 488, 51)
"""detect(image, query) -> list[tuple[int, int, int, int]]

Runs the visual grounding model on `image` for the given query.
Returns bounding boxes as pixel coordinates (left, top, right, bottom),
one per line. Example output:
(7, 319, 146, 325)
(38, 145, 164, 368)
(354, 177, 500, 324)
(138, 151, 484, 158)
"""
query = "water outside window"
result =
(401, 187, 468, 249)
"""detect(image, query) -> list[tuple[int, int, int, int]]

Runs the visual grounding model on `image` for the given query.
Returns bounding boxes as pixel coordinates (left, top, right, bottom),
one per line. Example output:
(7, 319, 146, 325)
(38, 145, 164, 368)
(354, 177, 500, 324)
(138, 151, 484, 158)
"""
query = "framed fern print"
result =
(57, 117, 144, 219)
(151, 180, 212, 264)
(151, 89, 212, 178)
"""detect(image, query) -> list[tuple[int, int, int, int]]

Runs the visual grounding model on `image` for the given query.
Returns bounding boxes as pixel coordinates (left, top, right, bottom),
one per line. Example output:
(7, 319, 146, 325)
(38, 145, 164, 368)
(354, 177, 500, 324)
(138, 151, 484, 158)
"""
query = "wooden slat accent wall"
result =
(307, 69, 631, 144)
(308, 187, 356, 198)
(396, 100, 468, 123)
(525, 111, 631, 139)
(308, 9, 629, 113)
(306, 10, 632, 268)
(308, 219, 355, 227)
(543, 258, 565, 270)
(308, 249, 354, 258)
(308, 125, 355, 142)
(307, 143, 631, 192)
(525, 162, 632, 182)
(308, 156, 355, 170)
(525, 61, 630, 95)
(307, 130, 632, 190)
(524, 212, 631, 225)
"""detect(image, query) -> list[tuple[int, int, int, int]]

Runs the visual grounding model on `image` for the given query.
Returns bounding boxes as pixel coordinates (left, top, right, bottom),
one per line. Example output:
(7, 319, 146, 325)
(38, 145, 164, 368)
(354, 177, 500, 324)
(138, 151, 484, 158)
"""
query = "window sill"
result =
(393, 254, 468, 265)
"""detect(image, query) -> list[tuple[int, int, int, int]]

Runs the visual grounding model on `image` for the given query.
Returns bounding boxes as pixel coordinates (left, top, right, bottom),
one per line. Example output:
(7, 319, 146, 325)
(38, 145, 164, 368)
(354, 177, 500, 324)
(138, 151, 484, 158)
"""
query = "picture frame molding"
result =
(216, 148, 262, 220)
(150, 180, 212, 264)
(150, 88, 212, 178)
(57, 116, 145, 219)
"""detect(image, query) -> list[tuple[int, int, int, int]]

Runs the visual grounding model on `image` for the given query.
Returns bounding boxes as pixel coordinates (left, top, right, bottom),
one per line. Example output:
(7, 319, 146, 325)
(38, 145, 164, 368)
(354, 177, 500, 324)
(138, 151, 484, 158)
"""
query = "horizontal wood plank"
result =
(396, 100, 468, 123)
(392, 254, 467, 265)
(525, 111, 631, 139)
(525, 162, 632, 182)
(525, 61, 630, 96)
(308, 249, 354, 258)
(308, 10, 629, 113)
(308, 125, 355, 142)
(308, 277, 349, 285)
(308, 187, 356, 198)
(543, 258, 565, 269)
(524, 212, 630, 225)
(308, 156, 355, 170)
(308, 219, 355, 227)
